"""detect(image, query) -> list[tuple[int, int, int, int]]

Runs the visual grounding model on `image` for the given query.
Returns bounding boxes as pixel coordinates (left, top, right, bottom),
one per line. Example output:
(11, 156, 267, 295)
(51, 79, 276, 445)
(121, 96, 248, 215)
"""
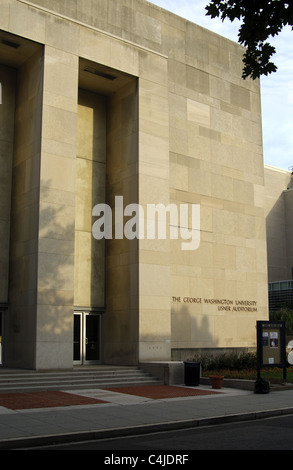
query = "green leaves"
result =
(205, 0, 293, 79)
(242, 43, 278, 80)
(205, 2, 221, 19)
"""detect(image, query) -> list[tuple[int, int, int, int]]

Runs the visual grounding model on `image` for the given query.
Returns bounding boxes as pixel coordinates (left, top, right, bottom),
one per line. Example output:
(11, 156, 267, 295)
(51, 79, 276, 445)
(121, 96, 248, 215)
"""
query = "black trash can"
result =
(184, 361, 201, 386)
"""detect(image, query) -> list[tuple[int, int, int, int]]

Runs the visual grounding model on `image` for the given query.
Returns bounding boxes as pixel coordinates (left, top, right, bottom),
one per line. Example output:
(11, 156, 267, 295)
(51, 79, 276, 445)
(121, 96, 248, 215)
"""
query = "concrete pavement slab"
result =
(0, 385, 293, 449)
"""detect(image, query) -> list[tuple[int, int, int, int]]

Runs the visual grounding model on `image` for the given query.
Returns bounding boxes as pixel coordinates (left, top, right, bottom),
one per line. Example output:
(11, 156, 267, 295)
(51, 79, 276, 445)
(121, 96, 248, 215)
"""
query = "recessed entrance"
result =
(73, 312, 102, 365)
(75, 58, 138, 365)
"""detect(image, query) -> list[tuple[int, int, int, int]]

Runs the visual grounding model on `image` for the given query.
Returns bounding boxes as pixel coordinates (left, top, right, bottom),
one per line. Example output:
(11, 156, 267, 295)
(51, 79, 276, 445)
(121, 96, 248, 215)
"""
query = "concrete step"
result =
(0, 367, 162, 393)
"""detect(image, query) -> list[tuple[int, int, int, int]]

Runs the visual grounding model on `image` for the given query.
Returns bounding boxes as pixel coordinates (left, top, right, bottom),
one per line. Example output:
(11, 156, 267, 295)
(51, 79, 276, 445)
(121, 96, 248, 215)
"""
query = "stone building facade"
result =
(0, 0, 268, 369)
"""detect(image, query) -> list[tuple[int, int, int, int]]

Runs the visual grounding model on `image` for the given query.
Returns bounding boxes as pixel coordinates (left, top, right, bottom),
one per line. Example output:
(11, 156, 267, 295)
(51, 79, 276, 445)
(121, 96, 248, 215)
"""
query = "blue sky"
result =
(150, 0, 293, 171)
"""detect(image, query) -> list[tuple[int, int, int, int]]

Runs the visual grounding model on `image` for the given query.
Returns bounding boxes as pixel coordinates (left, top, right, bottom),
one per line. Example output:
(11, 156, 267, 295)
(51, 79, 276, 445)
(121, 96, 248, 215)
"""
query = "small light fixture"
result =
(1, 39, 21, 49)
(84, 66, 117, 81)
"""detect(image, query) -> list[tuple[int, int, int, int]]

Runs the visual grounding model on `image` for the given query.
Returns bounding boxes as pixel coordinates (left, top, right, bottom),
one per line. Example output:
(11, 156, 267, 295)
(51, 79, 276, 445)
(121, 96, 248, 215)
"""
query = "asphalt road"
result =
(27, 414, 293, 451)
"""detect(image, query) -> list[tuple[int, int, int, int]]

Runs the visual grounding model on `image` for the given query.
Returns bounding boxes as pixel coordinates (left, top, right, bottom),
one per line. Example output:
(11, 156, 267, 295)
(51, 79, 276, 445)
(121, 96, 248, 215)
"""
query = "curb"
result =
(2, 406, 293, 449)
(200, 377, 293, 391)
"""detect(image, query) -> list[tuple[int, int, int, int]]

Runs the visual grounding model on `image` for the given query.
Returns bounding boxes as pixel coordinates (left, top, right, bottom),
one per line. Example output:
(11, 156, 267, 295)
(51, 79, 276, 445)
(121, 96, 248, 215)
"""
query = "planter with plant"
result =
(209, 374, 224, 389)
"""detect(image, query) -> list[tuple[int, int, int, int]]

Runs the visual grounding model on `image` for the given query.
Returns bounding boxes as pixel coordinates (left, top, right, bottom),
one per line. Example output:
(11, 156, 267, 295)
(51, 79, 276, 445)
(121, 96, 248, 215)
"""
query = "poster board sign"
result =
(256, 321, 286, 368)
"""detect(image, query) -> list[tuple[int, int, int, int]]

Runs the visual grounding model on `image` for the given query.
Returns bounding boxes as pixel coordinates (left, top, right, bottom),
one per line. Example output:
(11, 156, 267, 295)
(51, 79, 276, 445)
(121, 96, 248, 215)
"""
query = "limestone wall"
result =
(0, 0, 269, 367)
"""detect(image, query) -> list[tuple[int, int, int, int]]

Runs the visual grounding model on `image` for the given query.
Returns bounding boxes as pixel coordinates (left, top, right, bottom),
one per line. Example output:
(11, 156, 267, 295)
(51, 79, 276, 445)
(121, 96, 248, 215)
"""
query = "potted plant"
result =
(209, 373, 224, 389)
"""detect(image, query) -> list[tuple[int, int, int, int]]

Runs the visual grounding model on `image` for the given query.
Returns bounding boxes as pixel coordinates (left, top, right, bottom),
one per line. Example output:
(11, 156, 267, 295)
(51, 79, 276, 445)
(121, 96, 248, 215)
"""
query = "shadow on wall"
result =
(37, 183, 76, 336)
(7, 177, 76, 368)
(171, 304, 217, 361)
(266, 192, 289, 282)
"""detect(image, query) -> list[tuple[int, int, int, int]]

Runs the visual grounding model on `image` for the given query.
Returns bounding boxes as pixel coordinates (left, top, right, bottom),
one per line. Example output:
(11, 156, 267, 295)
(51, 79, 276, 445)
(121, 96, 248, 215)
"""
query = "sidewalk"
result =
(1, 383, 293, 449)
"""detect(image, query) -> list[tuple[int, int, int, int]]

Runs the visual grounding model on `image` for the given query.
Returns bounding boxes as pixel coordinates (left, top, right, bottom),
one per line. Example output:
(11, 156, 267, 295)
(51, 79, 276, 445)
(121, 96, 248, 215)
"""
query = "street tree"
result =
(205, 0, 293, 79)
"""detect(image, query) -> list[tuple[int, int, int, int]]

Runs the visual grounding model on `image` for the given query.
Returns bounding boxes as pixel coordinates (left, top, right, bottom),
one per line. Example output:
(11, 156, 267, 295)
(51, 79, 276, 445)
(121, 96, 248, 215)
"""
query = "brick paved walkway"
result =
(105, 385, 221, 399)
(0, 391, 108, 410)
(0, 386, 221, 410)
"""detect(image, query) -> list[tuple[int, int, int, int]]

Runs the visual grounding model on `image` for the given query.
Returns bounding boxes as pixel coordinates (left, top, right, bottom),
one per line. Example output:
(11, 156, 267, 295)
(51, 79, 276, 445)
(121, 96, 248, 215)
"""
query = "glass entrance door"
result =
(73, 312, 101, 365)
(73, 313, 82, 364)
(0, 311, 3, 365)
